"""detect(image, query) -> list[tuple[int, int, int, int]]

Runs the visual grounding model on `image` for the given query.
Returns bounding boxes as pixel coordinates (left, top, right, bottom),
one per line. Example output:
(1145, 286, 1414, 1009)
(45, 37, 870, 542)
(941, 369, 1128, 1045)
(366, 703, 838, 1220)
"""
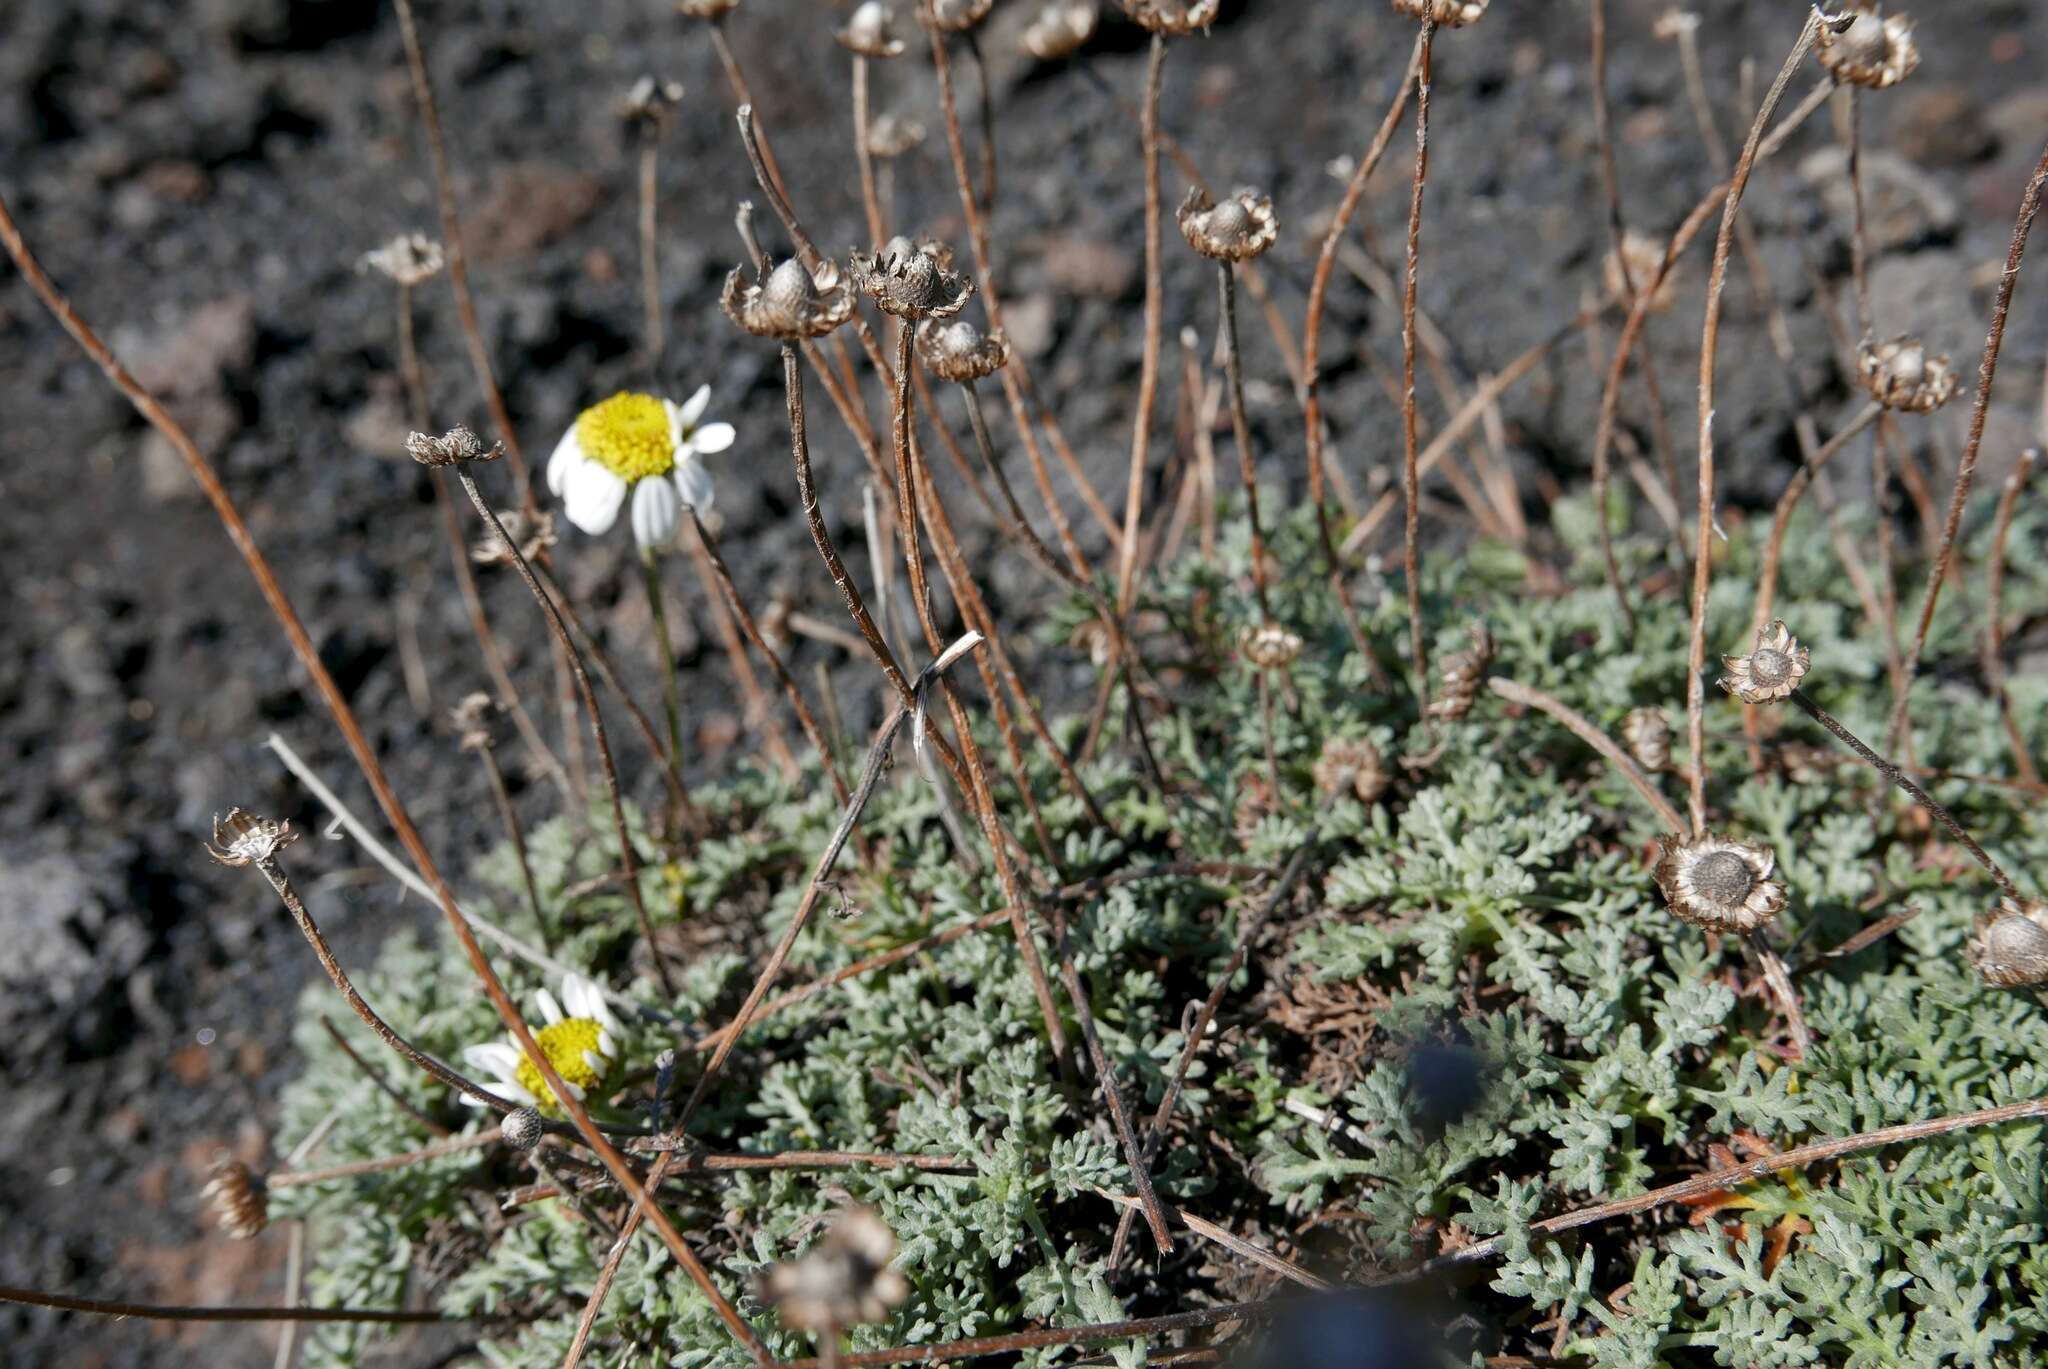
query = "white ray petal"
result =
(631, 475, 680, 549)
(677, 383, 712, 429)
(674, 460, 715, 515)
(562, 460, 628, 536)
(687, 420, 735, 456)
(534, 987, 565, 1026)
(547, 425, 584, 496)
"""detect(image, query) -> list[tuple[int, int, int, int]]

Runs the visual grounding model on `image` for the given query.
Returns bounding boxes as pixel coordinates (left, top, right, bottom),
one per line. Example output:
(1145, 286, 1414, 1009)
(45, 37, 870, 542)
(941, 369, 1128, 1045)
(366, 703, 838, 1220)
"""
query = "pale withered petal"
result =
(1177, 186, 1280, 263)
(471, 508, 559, 567)
(1856, 335, 1957, 414)
(1239, 622, 1304, 672)
(1603, 230, 1676, 312)
(675, 0, 740, 17)
(1119, 0, 1219, 35)
(203, 1158, 269, 1239)
(838, 2, 907, 58)
(1313, 736, 1391, 805)
(205, 807, 299, 867)
(357, 233, 445, 286)
(1972, 898, 2048, 989)
(1623, 706, 1673, 774)
(867, 112, 927, 159)
(1023, 0, 1099, 60)
(759, 1206, 910, 1332)
(406, 426, 502, 467)
(1719, 619, 1811, 705)
(1427, 622, 1495, 722)
(917, 319, 1011, 383)
(722, 258, 857, 339)
(1391, 0, 1490, 26)
(922, 0, 993, 32)
(1653, 833, 1787, 934)
(850, 240, 974, 320)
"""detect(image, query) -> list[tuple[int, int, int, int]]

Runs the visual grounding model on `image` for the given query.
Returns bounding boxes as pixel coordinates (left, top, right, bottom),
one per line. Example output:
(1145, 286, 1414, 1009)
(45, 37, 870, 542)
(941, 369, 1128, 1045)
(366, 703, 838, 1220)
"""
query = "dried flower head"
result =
(1623, 706, 1673, 774)
(1313, 736, 1392, 805)
(205, 808, 298, 867)
(499, 1106, 546, 1151)
(1239, 622, 1305, 672)
(1653, 833, 1787, 933)
(1817, 8, 1919, 89)
(1177, 187, 1280, 263)
(722, 258, 858, 339)
(1119, 0, 1219, 35)
(471, 508, 559, 567)
(203, 1157, 269, 1239)
(867, 113, 927, 159)
(1427, 623, 1495, 722)
(1023, 0, 1099, 59)
(406, 426, 503, 468)
(1971, 898, 2048, 989)
(1651, 9, 1701, 41)
(621, 76, 684, 129)
(917, 320, 1011, 383)
(922, 0, 994, 31)
(760, 1206, 910, 1332)
(1603, 230, 1676, 312)
(357, 233, 445, 287)
(674, 0, 739, 17)
(1856, 335, 1957, 413)
(450, 691, 497, 752)
(850, 240, 974, 320)
(1391, 0, 1489, 26)
(838, 2, 907, 58)
(1719, 620, 1811, 705)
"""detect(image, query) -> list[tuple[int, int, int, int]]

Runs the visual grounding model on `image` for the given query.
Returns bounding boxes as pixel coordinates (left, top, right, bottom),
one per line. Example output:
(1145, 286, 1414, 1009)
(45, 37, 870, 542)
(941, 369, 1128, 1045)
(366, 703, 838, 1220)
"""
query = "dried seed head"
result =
(1177, 187, 1280, 263)
(1652, 832, 1787, 933)
(357, 233, 445, 287)
(1971, 898, 2048, 989)
(850, 240, 974, 320)
(450, 691, 498, 752)
(1069, 616, 1118, 669)
(1719, 619, 1811, 704)
(1391, 0, 1489, 26)
(471, 508, 558, 567)
(205, 807, 298, 867)
(722, 258, 857, 339)
(499, 1106, 546, 1151)
(918, 320, 1011, 383)
(203, 1158, 269, 1239)
(1240, 622, 1305, 672)
(1023, 1, 1099, 59)
(759, 1206, 910, 1332)
(1313, 736, 1392, 805)
(1623, 706, 1673, 774)
(1817, 9, 1919, 89)
(406, 426, 503, 467)
(1651, 9, 1701, 41)
(1119, 0, 1219, 35)
(923, 0, 994, 30)
(1856, 335, 1957, 413)
(1426, 623, 1495, 722)
(1603, 230, 1676, 312)
(621, 76, 684, 127)
(867, 112, 927, 159)
(838, 2, 907, 58)
(674, 0, 740, 17)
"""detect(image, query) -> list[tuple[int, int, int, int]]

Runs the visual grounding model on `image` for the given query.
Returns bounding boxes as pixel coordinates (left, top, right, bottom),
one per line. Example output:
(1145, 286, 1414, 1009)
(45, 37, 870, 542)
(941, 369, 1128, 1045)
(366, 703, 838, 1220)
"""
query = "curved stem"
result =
(1218, 262, 1271, 622)
(1486, 677, 1685, 832)
(1400, 21, 1438, 711)
(1115, 34, 1168, 615)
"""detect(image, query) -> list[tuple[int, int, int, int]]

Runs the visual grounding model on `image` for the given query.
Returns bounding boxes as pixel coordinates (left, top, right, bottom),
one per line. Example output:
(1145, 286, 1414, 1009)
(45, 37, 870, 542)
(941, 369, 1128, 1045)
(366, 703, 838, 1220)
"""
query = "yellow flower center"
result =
(576, 392, 675, 482)
(515, 1017, 610, 1109)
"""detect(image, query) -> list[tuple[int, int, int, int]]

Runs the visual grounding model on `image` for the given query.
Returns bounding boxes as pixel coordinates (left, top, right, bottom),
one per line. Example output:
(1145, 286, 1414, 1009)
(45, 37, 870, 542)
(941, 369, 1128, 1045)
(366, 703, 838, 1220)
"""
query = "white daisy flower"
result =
(460, 972, 624, 1113)
(545, 387, 734, 549)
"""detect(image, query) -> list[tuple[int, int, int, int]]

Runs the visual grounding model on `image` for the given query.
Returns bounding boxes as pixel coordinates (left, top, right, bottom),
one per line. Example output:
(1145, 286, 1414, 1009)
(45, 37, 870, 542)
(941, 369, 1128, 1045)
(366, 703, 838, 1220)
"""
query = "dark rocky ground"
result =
(2, 0, 2044, 1363)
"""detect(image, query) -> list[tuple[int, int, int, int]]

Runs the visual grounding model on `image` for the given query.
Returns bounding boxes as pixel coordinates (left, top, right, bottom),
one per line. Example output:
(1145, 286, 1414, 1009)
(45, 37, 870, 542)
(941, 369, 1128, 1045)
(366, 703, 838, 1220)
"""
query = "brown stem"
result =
(852, 55, 886, 248)
(681, 525, 803, 782)
(1748, 934, 1814, 1061)
(320, 1015, 452, 1137)
(1888, 140, 2048, 752)
(1218, 262, 1271, 622)
(1115, 34, 1168, 616)
(0, 1286, 453, 1326)
(268, 1130, 499, 1188)
(776, 1301, 1274, 1368)
(475, 740, 552, 955)
(639, 131, 664, 380)
(1749, 400, 1885, 637)
(1402, 1095, 2048, 1280)
(1400, 20, 1437, 714)
(640, 545, 692, 799)
(963, 29, 997, 213)
(1688, 13, 1826, 837)
(1788, 688, 2019, 902)
(392, 0, 531, 498)
(0, 197, 763, 1359)
(457, 475, 679, 997)
(707, 19, 795, 220)
(1486, 677, 1685, 832)
(1982, 450, 2042, 787)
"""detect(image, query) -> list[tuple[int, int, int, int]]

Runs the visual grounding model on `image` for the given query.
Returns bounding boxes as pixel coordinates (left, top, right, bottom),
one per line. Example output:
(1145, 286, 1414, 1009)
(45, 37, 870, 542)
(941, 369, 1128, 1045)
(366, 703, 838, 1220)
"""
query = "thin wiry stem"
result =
(0, 1286, 454, 1326)
(473, 739, 552, 955)
(639, 129, 665, 379)
(1888, 140, 2048, 752)
(852, 55, 887, 248)
(640, 546, 692, 802)
(458, 474, 679, 998)
(1749, 400, 1885, 637)
(1749, 934, 1814, 1061)
(1401, 1094, 2048, 1281)
(392, 0, 531, 497)
(1400, 20, 1437, 713)
(681, 526, 803, 781)
(1687, 12, 1826, 837)
(1982, 449, 2042, 788)
(775, 1301, 1274, 1368)
(1115, 33, 1169, 616)
(268, 1130, 500, 1188)
(1486, 677, 1685, 833)
(0, 197, 756, 1348)
(1217, 262, 1271, 622)
(320, 1015, 451, 1137)
(1788, 688, 2020, 903)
